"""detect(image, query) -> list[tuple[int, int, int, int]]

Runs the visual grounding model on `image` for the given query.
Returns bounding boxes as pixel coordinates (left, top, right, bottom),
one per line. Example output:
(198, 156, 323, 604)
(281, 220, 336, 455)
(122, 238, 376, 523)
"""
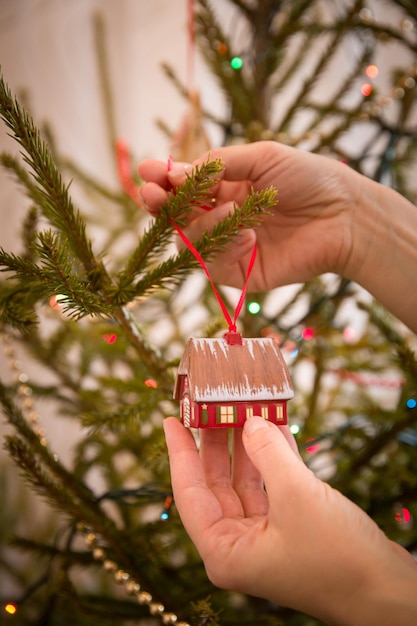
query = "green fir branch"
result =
(111, 158, 224, 300)
(0, 72, 107, 289)
(0, 231, 112, 320)
(131, 185, 276, 299)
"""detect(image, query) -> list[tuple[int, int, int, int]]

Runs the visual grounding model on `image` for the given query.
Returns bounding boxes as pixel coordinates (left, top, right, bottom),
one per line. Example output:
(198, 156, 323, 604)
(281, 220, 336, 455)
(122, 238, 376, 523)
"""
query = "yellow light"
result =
(5, 604, 17, 615)
(365, 64, 379, 78)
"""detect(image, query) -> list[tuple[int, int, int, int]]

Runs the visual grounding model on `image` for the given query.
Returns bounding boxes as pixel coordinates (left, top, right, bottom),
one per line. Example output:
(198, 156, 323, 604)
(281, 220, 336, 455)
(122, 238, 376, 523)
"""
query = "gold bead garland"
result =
(1, 331, 190, 626)
(79, 523, 190, 625)
(1, 331, 48, 447)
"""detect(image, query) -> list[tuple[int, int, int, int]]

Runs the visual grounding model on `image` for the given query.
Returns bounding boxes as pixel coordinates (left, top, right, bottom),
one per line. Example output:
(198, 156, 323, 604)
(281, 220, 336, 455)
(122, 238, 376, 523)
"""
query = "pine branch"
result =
(131, 185, 276, 298)
(0, 232, 112, 320)
(0, 72, 107, 289)
(113, 158, 224, 299)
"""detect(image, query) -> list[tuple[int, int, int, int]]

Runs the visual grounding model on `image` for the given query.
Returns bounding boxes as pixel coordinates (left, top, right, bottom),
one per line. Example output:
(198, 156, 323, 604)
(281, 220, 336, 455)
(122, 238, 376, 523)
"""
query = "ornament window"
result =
(217, 405, 237, 424)
(246, 407, 254, 419)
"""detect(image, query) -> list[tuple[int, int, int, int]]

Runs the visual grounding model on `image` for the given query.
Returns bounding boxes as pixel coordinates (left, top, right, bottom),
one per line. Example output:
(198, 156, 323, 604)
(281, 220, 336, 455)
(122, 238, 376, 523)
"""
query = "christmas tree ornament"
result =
(167, 205, 294, 429)
(174, 334, 293, 428)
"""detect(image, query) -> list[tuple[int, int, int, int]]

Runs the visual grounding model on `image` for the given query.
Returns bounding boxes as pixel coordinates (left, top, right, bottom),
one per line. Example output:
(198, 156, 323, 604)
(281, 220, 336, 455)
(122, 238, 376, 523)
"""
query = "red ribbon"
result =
(170, 219, 257, 332)
(114, 142, 257, 333)
(167, 157, 257, 332)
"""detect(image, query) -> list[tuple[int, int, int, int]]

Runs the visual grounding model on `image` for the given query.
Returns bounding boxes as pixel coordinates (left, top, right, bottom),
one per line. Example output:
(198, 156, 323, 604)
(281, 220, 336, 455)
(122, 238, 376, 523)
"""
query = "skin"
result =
(138, 141, 417, 623)
(138, 141, 417, 332)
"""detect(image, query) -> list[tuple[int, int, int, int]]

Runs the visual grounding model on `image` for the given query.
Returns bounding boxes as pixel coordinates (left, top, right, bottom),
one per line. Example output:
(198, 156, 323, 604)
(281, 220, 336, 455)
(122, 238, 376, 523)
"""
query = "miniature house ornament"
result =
(174, 330, 294, 429)
(165, 161, 293, 428)
(168, 223, 294, 429)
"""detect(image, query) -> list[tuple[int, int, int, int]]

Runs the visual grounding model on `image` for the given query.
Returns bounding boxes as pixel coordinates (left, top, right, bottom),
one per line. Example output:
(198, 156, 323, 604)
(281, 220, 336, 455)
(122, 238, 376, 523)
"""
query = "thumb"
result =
(242, 417, 309, 499)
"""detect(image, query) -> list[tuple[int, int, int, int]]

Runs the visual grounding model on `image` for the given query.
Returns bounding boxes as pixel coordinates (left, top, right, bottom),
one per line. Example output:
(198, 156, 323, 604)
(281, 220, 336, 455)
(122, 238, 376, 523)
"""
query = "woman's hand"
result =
(164, 416, 417, 625)
(138, 141, 358, 292)
(139, 141, 417, 331)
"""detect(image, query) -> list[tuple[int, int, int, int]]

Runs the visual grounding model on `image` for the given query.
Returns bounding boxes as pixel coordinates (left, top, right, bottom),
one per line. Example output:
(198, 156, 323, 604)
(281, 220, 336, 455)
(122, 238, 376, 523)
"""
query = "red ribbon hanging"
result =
(167, 156, 257, 333)
(114, 142, 257, 335)
(169, 219, 257, 332)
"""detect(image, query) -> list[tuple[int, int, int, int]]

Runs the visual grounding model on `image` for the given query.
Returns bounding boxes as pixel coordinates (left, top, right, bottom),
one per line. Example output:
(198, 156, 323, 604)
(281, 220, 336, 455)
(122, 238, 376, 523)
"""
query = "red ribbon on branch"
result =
(115, 141, 257, 335)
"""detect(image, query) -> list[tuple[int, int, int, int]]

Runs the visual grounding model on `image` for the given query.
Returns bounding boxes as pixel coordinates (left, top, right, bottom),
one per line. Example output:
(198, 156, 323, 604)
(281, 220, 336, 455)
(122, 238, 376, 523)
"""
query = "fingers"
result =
(163, 418, 224, 539)
(231, 428, 269, 517)
(190, 142, 281, 185)
(242, 417, 310, 503)
(199, 428, 245, 518)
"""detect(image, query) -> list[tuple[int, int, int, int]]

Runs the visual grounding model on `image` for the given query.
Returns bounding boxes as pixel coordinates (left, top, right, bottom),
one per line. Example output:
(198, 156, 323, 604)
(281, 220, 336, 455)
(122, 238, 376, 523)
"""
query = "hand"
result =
(164, 416, 417, 625)
(138, 141, 359, 292)
(139, 141, 417, 331)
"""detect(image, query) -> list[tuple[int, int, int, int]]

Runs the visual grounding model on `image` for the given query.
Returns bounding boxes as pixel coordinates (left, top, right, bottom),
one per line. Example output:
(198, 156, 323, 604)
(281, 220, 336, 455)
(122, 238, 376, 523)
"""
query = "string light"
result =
(361, 82, 373, 97)
(306, 438, 320, 453)
(406, 398, 417, 409)
(247, 301, 261, 314)
(144, 378, 158, 388)
(4, 604, 17, 615)
(290, 424, 300, 436)
(366, 64, 379, 78)
(49, 294, 66, 310)
(103, 333, 117, 344)
(395, 507, 412, 524)
(230, 56, 243, 70)
(301, 327, 314, 341)
(343, 326, 356, 341)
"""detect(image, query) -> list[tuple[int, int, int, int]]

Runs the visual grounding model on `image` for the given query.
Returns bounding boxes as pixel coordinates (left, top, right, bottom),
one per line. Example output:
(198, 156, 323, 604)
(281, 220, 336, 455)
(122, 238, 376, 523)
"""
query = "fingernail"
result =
(138, 189, 158, 215)
(167, 161, 192, 181)
(244, 416, 269, 436)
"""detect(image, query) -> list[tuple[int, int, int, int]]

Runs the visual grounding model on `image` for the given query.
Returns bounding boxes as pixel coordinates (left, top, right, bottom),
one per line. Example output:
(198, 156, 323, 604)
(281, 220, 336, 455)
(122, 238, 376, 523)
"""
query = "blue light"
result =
(160, 512, 169, 521)
(406, 398, 417, 409)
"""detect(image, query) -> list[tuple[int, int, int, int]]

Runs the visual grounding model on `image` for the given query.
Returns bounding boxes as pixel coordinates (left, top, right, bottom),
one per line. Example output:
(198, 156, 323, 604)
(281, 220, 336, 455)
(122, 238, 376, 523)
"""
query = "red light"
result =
(361, 83, 373, 97)
(103, 333, 117, 344)
(144, 379, 158, 388)
(302, 327, 315, 340)
(306, 438, 320, 453)
(395, 508, 412, 524)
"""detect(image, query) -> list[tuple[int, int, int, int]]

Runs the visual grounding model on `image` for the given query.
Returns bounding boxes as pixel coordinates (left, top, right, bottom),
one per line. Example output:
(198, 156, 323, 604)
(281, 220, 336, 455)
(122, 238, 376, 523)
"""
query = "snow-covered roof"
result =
(174, 337, 294, 402)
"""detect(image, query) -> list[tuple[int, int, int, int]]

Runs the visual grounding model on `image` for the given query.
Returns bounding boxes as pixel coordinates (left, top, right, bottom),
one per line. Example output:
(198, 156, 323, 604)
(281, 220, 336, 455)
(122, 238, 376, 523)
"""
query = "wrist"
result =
(327, 541, 417, 626)
(342, 171, 417, 331)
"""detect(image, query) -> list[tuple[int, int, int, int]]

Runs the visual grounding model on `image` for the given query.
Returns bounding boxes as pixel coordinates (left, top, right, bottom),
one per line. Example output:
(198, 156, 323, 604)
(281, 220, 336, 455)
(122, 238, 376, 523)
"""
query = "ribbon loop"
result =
(169, 218, 257, 333)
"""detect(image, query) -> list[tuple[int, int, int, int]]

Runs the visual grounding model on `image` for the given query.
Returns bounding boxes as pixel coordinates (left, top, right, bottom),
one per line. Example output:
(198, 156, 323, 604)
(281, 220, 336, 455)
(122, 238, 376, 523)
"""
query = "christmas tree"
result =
(1, 1, 417, 625)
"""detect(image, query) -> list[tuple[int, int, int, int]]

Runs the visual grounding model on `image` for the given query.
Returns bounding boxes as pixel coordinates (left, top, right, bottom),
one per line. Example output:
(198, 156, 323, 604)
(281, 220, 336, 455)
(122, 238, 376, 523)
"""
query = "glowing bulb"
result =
(366, 64, 379, 78)
(160, 511, 169, 521)
(395, 507, 412, 524)
(247, 301, 261, 314)
(343, 326, 356, 341)
(4, 604, 17, 615)
(406, 398, 417, 409)
(361, 82, 373, 96)
(306, 438, 320, 453)
(302, 327, 314, 340)
(49, 294, 66, 310)
(144, 379, 158, 388)
(103, 333, 117, 344)
(290, 424, 300, 435)
(230, 56, 243, 70)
